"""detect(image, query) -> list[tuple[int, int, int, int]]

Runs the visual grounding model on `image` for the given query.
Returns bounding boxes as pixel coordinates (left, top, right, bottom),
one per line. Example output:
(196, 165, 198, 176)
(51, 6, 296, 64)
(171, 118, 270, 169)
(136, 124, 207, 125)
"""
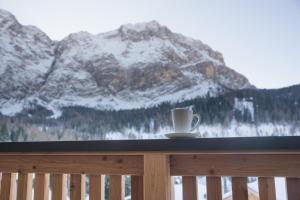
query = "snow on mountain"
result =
(0, 8, 55, 115)
(0, 9, 254, 117)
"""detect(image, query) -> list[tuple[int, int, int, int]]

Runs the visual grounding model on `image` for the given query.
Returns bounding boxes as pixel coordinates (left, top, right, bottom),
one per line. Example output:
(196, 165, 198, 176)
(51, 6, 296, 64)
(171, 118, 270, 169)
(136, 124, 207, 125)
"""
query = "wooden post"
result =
(258, 177, 276, 200)
(70, 174, 86, 200)
(286, 178, 300, 200)
(109, 175, 124, 200)
(89, 175, 104, 200)
(206, 177, 222, 200)
(0, 173, 16, 200)
(232, 177, 248, 200)
(34, 173, 49, 200)
(144, 154, 171, 200)
(51, 174, 67, 200)
(131, 176, 143, 200)
(17, 173, 33, 200)
(182, 176, 198, 200)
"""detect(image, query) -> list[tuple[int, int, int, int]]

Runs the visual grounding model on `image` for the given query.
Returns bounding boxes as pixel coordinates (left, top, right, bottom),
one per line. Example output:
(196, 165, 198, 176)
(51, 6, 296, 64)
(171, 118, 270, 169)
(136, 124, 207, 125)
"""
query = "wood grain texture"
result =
(258, 177, 276, 200)
(70, 174, 85, 200)
(206, 177, 222, 200)
(144, 154, 171, 200)
(232, 177, 248, 200)
(0, 173, 16, 200)
(17, 173, 33, 200)
(89, 175, 104, 200)
(131, 176, 143, 200)
(0, 155, 143, 175)
(34, 173, 49, 200)
(182, 176, 198, 200)
(171, 154, 300, 176)
(51, 174, 67, 200)
(0, 173, 2, 192)
(286, 178, 300, 200)
(109, 175, 124, 200)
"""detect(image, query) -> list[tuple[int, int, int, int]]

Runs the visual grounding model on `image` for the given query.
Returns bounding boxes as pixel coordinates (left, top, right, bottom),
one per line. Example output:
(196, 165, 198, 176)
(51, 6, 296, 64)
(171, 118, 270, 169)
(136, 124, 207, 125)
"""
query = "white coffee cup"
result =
(171, 106, 200, 133)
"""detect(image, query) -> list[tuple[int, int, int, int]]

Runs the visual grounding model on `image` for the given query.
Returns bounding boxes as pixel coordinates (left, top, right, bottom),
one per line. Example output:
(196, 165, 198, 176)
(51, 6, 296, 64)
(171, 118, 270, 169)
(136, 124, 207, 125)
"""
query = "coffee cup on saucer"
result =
(165, 106, 200, 139)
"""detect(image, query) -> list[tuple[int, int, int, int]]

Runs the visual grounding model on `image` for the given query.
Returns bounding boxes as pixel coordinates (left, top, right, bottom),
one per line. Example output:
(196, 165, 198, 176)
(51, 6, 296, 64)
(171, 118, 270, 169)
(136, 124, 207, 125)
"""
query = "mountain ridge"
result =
(0, 9, 253, 117)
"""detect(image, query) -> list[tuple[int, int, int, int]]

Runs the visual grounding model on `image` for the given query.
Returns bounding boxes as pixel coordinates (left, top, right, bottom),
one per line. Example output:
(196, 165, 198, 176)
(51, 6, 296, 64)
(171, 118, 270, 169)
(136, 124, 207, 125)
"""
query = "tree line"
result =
(0, 84, 299, 141)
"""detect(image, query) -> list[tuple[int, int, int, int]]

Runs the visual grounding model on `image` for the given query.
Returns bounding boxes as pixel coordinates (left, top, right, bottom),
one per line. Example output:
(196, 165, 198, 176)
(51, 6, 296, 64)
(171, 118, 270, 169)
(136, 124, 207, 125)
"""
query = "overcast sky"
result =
(1, 0, 300, 89)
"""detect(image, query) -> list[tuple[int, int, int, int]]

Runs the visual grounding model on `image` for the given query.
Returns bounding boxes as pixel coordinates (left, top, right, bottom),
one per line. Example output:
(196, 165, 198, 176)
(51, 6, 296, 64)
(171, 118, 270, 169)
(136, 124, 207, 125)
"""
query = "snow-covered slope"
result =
(0, 9, 55, 115)
(0, 9, 253, 117)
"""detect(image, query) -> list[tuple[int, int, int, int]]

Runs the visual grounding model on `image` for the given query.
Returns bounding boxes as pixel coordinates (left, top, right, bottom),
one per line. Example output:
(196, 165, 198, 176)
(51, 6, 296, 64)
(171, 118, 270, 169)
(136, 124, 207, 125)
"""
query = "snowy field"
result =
(103, 122, 300, 140)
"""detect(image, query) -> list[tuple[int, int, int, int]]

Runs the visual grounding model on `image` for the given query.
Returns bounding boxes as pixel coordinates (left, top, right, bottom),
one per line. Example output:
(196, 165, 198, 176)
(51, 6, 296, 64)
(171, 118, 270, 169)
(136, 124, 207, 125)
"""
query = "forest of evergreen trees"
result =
(0, 84, 299, 141)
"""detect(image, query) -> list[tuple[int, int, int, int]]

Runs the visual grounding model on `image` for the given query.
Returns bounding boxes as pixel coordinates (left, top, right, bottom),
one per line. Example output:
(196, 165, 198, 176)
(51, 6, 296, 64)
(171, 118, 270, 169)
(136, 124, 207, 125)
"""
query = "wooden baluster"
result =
(70, 174, 86, 200)
(89, 175, 104, 200)
(131, 176, 143, 200)
(109, 175, 124, 200)
(144, 154, 171, 200)
(286, 177, 300, 200)
(17, 173, 33, 200)
(206, 176, 222, 200)
(182, 176, 198, 200)
(232, 177, 248, 200)
(0, 173, 16, 200)
(51, 174, 67, 200)
(34, 173, 49, 200)
(258, 177, 276, 200)
(0, 173, 2, 192)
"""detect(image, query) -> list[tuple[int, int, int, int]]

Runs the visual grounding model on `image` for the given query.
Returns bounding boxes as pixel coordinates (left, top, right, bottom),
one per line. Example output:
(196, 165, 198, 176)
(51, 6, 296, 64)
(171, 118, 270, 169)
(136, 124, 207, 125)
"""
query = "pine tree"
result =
(10, 129, 19, 142)
(0, 124, 10, 141)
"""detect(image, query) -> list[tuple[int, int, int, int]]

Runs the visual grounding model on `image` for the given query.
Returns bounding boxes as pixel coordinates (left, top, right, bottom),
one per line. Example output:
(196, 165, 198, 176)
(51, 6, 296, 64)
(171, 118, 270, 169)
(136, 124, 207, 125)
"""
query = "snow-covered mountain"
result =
(0, 9, 55, 115)
(0, 9, 253, 117)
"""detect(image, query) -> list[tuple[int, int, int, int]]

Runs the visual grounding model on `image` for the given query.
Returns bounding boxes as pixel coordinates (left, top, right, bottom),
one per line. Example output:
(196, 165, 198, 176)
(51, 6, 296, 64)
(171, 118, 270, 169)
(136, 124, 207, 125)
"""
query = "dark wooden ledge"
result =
(0, 136, 300, 153)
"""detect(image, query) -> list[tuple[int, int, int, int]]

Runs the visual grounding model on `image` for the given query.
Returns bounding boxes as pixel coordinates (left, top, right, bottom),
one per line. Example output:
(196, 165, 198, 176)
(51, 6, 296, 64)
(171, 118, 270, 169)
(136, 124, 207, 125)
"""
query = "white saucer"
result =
(165, 133, 199, 139)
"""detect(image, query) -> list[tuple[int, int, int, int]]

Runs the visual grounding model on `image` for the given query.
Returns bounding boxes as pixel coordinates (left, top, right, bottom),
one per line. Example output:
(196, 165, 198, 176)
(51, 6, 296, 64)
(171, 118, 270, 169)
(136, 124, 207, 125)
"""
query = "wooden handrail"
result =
(0, 136, 300, 153)
(0, 136, 299, 200)
(170, 154, 300, 176)
(0, 155, 143, 175)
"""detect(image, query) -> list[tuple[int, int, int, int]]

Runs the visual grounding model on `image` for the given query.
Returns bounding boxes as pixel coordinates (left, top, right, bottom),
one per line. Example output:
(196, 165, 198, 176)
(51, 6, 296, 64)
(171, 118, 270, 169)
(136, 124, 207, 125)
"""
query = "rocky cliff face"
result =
(0, 9, 55, 100)
(0, 9, 253, 117)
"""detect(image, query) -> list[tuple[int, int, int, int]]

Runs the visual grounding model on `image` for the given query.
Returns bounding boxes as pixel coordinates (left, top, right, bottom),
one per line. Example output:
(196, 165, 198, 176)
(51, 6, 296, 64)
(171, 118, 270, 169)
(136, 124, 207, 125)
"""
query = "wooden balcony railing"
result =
(0, 136, 300, 200)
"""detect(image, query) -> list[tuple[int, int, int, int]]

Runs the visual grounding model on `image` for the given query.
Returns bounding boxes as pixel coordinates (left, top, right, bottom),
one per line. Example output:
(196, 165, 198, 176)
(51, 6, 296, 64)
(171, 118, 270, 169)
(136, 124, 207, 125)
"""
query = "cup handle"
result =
(190, 114, 201, 132)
